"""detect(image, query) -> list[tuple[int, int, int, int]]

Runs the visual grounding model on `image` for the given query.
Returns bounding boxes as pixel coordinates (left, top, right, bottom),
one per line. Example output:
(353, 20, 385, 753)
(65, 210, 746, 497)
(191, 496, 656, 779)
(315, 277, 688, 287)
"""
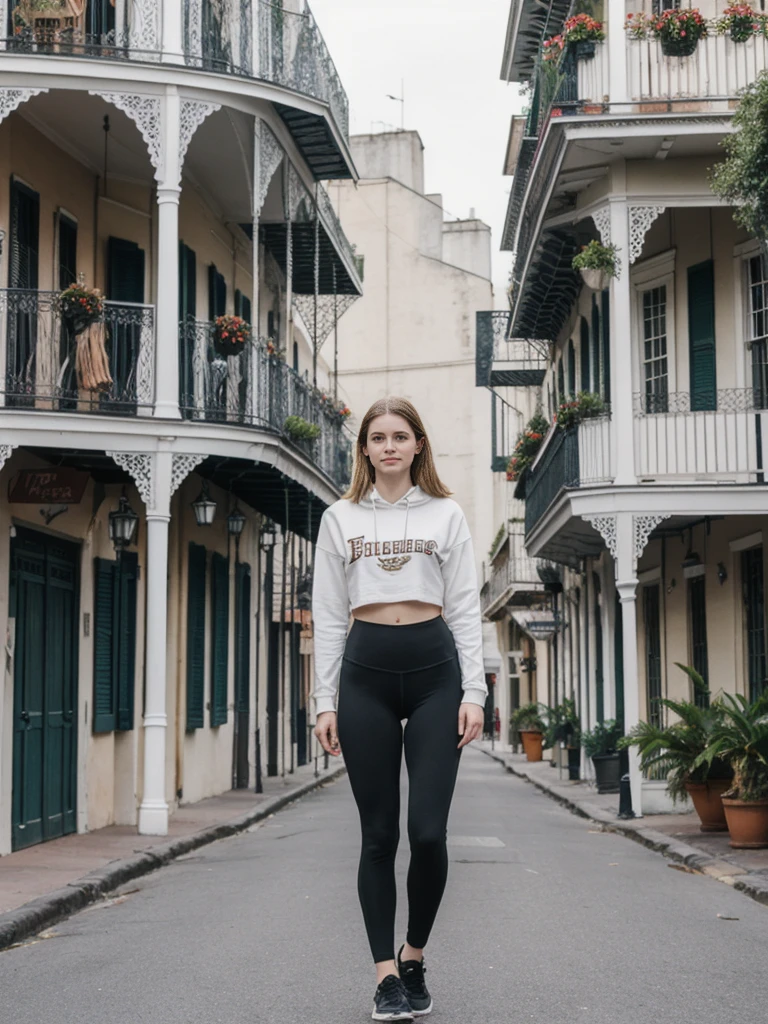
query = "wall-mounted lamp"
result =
(109, 495, 138, 555)
(717, 562, 728, 586)
(192, 481, 216, 527)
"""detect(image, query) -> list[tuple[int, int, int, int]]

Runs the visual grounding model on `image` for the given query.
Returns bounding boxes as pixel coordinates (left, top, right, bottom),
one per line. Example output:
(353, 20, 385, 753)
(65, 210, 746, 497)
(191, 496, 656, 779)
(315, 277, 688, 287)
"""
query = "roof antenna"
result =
(385, 80, 405, 131)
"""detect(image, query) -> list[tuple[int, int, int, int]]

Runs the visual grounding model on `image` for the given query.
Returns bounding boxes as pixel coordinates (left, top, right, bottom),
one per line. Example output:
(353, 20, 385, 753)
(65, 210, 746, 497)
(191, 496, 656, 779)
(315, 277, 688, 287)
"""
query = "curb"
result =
(0, 764, 347, 952)
(478, 746, 768, 910)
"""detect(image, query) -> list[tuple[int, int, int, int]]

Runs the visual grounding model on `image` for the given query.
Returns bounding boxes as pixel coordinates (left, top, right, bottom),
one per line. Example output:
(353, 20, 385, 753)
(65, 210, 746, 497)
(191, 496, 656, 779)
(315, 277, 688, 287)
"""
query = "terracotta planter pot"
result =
(722, 797, 768, 848)
(685, 779, 730, 832)
(520, 730, 544, 762)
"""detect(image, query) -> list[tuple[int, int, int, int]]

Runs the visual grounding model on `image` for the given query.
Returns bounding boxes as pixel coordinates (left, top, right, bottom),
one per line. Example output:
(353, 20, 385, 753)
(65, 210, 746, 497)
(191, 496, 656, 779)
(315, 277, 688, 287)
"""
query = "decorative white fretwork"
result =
(171, 454, 206, 498)
(185, 0, 203, 60)
(0, 88, 47, 126)
(286, 162, 310, 223)
(634, 514, 671, 560)
(581, 514, 618, 560)
(89, 92, 162, 175)
(256, 121, 284, 219)
(129, 0, 161, 56)
(591, 207, 611, 247)
(0, 443, 18, 473)
(629, 206, 666, 264)
(106, 452, 154, 509)
(179, 101, 221, 169)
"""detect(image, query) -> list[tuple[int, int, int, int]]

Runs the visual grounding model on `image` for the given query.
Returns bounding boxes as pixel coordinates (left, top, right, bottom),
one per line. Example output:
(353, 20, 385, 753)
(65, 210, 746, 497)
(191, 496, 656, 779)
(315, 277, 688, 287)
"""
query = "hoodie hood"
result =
(360, 484, 432, 509)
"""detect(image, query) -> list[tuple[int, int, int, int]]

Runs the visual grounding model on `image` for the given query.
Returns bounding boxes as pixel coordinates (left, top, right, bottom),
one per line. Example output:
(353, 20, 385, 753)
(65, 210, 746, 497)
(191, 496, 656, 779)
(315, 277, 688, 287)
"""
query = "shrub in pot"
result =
(511, 703, 547, 762)
(571, 239, 620, 291)
(621, 664, 733, 832)
(583, 720, 624, 793)
(695, 690, 768, 848)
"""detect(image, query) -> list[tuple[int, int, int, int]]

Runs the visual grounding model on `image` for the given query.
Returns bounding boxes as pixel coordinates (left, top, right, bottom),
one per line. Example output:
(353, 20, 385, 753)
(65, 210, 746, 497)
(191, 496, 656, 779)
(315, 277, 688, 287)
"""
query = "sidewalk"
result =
(0, 759, 346, 951)
(478, 741, 768, 907)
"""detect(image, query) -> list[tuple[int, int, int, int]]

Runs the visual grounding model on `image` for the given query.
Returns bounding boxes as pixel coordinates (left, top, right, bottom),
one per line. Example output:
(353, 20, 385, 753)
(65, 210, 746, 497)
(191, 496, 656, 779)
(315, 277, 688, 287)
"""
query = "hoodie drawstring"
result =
(371, 491, 411, 548)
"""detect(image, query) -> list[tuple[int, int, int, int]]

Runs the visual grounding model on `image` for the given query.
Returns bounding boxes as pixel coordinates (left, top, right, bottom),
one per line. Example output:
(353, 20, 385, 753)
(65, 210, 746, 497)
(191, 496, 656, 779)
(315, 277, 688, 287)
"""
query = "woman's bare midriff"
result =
(352, 600, 443, 626)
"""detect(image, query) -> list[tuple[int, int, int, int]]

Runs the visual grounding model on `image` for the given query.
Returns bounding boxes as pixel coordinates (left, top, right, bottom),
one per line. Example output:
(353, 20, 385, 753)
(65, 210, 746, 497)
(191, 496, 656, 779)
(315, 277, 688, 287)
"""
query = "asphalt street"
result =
(1, 747, 766, 1024)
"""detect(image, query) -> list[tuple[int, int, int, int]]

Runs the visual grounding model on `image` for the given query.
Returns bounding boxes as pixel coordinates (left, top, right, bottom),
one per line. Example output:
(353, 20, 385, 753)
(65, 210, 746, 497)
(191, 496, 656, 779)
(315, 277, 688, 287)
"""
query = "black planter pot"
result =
(574, 40, 596, 61)
(661, 35, 698, 58)
(592, 752, 621, 794)
(567, 746, 581, 780)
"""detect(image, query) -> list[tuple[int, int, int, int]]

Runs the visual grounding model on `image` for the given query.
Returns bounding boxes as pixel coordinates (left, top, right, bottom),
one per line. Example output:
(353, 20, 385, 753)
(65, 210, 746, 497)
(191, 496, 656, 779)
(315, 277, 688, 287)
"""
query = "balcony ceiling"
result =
(259, 222, 360, 296)
(275, 104, 353, 180)
(513, 229, 585, 341)
(501, 0, 571, 82)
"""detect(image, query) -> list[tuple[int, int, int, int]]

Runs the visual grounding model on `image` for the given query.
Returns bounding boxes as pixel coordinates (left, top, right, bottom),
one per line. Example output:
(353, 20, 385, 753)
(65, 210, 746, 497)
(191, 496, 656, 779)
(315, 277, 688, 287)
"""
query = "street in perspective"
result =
(1, 0, 768, 1021)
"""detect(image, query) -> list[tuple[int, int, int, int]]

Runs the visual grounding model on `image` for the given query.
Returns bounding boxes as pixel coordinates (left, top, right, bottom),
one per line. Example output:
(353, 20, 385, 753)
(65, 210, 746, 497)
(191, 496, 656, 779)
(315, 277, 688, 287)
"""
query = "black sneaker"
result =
(397, 946, 433, 1017)
(372, 974, 414, 1021)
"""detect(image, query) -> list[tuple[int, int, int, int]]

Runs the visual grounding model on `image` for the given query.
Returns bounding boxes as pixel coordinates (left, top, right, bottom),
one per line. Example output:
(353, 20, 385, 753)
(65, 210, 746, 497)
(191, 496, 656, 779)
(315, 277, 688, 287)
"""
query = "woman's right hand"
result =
(314, 711, 341, 757)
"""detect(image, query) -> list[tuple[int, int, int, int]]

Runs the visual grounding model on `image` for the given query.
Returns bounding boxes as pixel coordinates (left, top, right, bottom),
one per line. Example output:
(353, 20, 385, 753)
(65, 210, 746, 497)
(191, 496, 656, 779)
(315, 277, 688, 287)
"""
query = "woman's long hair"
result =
(343, 397, 452, 503)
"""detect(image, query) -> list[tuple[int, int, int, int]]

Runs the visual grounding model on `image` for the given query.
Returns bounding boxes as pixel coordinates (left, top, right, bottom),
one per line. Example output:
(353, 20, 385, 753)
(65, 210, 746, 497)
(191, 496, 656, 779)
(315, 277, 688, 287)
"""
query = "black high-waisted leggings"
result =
(337, 617, 464, 964)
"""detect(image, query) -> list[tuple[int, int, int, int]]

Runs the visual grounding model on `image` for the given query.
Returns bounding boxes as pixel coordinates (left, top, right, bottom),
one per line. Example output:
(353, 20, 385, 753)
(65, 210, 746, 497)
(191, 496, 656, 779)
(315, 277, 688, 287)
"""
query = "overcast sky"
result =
(311, 0, 524, 303)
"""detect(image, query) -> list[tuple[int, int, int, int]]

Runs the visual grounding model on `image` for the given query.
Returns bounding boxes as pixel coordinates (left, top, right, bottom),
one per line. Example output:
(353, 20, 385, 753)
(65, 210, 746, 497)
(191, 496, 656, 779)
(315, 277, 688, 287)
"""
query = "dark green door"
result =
(179, 241, 197, 418)
(688, 260, 716, 411)
(593, 572, 604, 724)
(11, 527, 79, 851)
(107, 236, 145, 413)
(742, 547, 767, 702)
(58, 214, 78, 408)
(644, 584, 663, 727)
(8, 180, 40, 407)
(234, 562, 251, 788)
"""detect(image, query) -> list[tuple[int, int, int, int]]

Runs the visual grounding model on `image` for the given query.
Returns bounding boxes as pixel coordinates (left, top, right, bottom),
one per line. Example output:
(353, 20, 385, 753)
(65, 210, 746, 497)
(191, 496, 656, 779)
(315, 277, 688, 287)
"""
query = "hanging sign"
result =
(9, 469, 89, 504)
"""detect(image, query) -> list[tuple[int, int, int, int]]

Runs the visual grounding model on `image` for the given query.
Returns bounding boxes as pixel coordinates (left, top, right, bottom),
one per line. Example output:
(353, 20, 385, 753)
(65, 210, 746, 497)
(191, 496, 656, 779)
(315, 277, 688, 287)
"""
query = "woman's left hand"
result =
(457, 703, 484, 749)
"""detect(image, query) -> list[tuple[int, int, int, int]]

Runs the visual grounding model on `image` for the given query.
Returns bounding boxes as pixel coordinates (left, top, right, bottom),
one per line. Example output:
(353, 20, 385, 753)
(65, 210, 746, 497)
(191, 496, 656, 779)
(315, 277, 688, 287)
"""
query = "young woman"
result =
(312, 397, 486, 1021)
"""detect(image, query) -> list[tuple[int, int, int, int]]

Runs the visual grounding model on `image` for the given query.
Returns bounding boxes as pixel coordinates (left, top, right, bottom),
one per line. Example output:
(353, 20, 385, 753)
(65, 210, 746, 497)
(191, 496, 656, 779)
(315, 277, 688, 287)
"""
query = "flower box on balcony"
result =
(213, 315, 251, 358)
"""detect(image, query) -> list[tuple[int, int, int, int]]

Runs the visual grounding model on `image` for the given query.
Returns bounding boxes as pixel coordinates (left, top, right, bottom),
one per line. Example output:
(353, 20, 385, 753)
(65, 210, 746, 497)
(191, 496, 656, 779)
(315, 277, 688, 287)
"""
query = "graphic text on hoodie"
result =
(347, 535, 438, 572)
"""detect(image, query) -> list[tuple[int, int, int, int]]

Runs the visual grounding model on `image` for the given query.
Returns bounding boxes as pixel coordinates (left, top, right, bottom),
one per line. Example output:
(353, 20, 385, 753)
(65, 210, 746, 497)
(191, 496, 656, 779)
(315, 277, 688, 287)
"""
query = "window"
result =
(235, 288, 252, 323)
(747, 254, 768, 409)
(580, 316, 591, 392)
(591, 296, 601, 396)
(93, 555, 138, 733)
(568, 339, 576, 396)
(210, 552, 229, 727)
(557, 358, 565, 403)
(208, 264, 226, 319)
(642, 285, 669, 412)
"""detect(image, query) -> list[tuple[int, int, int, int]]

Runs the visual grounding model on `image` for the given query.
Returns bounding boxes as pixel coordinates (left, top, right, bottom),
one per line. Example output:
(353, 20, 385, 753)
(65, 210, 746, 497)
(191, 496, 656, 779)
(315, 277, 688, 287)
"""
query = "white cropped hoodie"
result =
(311, 484, 488, 715)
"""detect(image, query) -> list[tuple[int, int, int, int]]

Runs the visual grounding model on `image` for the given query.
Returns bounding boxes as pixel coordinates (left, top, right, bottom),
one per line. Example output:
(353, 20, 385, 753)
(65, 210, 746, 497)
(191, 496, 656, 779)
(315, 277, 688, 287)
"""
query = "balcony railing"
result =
(0, 1, 349, 141)
(2, 0, 161, 61)
(1, 290, 155, 414)
(635, 388, 768, 482)
(524, 417, 613, 535)
(481, 524, 544, 616)
(475, 311, 548, 388)
(179, 318, 352, 488)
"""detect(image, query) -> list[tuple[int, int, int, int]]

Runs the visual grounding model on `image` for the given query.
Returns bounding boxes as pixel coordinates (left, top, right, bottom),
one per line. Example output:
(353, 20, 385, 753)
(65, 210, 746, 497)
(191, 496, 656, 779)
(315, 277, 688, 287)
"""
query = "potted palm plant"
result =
(621, 664, 733, 831)
(583, 720, 624, 793)
(695, 690, 768, 848)
(511, 703, 547, 762)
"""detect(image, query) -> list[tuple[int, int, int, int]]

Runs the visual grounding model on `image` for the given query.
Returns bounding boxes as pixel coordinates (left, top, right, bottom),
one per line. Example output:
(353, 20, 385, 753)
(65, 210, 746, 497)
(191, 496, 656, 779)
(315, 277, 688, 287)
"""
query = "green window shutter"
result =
(557, 358, 565, 402)
(601, 289, 610, 403)
(186, 543, 207, 730)
(179, 242, 197, 320)
(210, 552, 230, 727)
(580, 317, 590, 392)
(107, 237, 145, 303)
(235, 289, 252, 323)
(93, 558, 117, 733)
(688, 260, 716, 411)
(116, 553, 138, 731)
(208, 264, 226, 319)
(235, 562, 251, 715)
(567, 339, 576, 396)
(591, 296, 601, 396)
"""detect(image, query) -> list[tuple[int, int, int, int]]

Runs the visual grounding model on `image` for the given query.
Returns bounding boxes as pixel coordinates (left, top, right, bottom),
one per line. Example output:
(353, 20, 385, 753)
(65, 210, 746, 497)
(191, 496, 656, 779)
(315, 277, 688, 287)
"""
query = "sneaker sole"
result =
(371, 1011, 414, 1021)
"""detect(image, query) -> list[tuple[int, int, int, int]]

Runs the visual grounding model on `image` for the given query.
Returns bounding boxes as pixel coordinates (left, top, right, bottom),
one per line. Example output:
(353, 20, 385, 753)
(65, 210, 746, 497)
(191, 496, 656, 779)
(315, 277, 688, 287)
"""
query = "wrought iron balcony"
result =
(475, 311, 548, 389)
(481, 523, 544, 618)
(1, 289, 155, 414)
(178, 318, 352, 489)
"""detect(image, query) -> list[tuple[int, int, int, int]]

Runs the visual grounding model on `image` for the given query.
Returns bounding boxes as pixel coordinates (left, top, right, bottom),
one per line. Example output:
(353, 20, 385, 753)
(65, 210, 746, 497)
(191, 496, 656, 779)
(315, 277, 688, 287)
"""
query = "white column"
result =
(155, 90, 182, 420)
(607, 0, 628, 104)
(616, 513, 642, 816)
(162, 0, 185, 63)
(138, 452, 172, 835)
(609, 197, 635, 487)
(579, 568, 590, 778)
(602, 560, 617, 722)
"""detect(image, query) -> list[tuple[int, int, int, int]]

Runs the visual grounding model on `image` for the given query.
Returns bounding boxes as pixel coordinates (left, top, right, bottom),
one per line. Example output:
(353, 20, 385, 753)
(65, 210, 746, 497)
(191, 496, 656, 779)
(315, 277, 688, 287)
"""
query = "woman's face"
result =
(363, 413, 423, 480)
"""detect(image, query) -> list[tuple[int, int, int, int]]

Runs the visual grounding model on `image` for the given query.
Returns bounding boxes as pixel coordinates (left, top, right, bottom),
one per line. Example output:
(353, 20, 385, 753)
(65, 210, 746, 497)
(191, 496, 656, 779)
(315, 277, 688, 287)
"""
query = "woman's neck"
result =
(374, 476, 414, 504)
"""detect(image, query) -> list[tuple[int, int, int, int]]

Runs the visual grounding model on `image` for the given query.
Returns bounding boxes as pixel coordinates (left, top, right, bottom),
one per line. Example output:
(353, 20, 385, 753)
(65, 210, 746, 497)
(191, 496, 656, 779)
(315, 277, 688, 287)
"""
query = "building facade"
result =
(485, 0, 768, 811)
(0, 0, 362, 854)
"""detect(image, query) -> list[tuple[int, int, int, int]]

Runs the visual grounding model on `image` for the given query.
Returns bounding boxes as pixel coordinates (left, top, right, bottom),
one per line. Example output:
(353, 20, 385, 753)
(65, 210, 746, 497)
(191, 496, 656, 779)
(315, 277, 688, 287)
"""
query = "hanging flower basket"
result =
(59, 283, 103, 334)
(571, 240, 620, 288)
(213, 314, 251, 358)
(655, 8, 707, 56)
(716, 5, 765, 42)
(284, 415, 321, 442)
(574, 39, 597, 60)
(661, 34, 699, 56)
